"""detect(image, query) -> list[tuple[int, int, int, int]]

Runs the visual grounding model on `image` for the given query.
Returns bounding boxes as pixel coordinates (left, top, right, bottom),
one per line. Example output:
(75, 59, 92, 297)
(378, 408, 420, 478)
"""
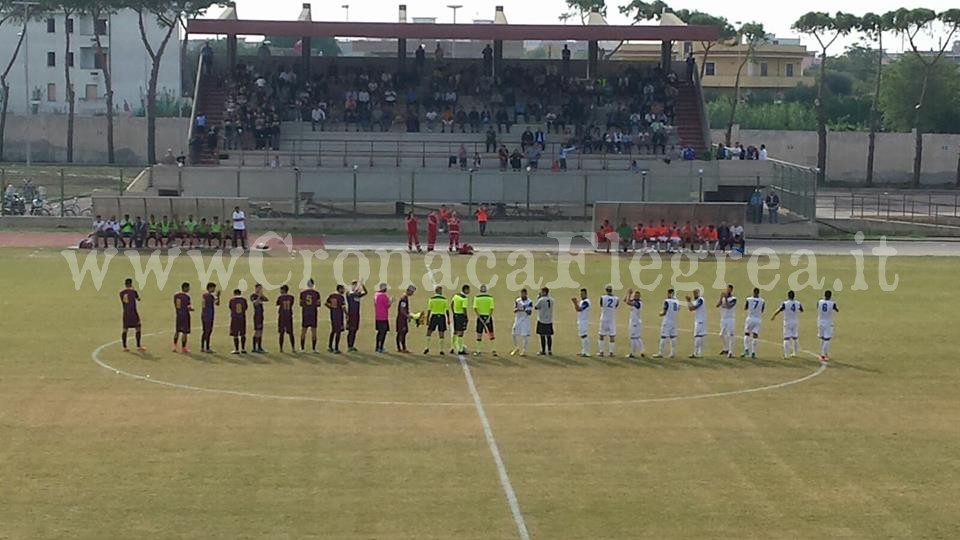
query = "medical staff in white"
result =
(741, 288, 766, 358)
(686, 289, 707, 358)
(716, 284, 737, 358)
(654, 289, 681, 358)
(597, 285, 619, 357)
(816, 290, 839, 362)
(624, 289, 644, 358)
(771, 290, 804, 358)
(510, 289, 534, 356)
(571, 288, 592, 357)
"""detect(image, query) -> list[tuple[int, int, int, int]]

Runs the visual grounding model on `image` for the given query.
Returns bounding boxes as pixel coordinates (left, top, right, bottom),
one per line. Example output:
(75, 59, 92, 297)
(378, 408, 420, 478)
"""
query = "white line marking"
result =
(459, 354, 531, 540)
(91, 331, 827, 408)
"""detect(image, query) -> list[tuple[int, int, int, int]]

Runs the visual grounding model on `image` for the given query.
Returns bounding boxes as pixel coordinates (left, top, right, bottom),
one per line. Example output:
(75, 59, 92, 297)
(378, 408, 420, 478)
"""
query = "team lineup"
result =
(119, 277, 840, 362)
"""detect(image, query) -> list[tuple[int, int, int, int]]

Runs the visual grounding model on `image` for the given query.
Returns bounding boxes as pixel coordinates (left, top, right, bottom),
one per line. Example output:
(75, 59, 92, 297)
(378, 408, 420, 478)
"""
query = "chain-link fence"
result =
(1, 166, 136, 217)
(768, 159, 817, 221)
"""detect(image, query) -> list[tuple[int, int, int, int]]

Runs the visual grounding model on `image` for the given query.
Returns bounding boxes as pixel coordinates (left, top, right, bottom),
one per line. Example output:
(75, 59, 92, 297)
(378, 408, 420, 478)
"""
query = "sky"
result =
(202, 1, 960, 53)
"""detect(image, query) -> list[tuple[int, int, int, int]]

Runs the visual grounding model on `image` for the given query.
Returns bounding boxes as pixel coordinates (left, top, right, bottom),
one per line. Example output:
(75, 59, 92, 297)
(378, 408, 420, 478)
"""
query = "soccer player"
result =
(816, 290, 839, 362)
(424, 286, 449, 355)
(742, 287, 766, 358)
(771, 290, 803, 358)
(228, 289, 248, 354)
(450, 284, 470, 354)
(373, 283, 392, 353)
(300, 279, 321, 352)
(209, 216, 224, 249)
(276, 284, 296, 352)
(146, 215, 161, 248)
(447, 212, 462, 252)
(624, 289, 644, 358)
(159, 216, 173, 248)
(200, 282, 220, 353)
(645, 221, 659, 252)
(597, 285, 619, 357)
(686, 288, 707, 358)
(426, 210, 439, 252)
(326, 285, 347, 353)
(172, 282, 193, 353)
(345, 281, 367, 352)
(656, 219, 669, 253)
(571, 288, 592, 357)
(250, 283, 268, 353)
(473, 284, 496, 356)
(654, 289, 681, 358)
(716, 284, 737, 358)
(535, 287, 555, 355)
(511, 289, 533, 356)
(196, 218, 210, 248)
(119, 278, 145, 352)
(181, 214, 197, 248)
(405, 211, 422, 252)
(396, 285, 417, 353)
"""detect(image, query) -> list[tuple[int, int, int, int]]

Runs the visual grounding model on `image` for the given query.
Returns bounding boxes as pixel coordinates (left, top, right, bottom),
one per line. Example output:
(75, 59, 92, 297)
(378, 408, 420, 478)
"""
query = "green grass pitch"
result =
(1, 247, 958, 538)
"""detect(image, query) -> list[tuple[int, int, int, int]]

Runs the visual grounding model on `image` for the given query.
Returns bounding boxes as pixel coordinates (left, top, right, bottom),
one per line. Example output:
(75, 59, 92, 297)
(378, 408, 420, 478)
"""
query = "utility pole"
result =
(14, 1, 40, 166)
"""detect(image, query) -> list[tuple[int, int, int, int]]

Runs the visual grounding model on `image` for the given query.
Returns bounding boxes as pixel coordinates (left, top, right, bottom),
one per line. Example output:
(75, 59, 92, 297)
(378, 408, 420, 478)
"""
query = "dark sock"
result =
(546, 336, 553, 352)
(312, 337, 317, 350)
(279, 335, 285, 351)
(122, 331, 128, 348)
(233, 337, 239, 350)
(290, 335, 295, 350)
(334, 333, 341, 350)
(136, 331, 141, 348)
(241, 336, 246, 350)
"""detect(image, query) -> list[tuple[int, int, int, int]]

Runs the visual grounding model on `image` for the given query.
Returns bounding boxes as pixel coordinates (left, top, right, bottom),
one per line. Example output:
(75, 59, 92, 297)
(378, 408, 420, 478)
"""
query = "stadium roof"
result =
(185, 19, 720, 42)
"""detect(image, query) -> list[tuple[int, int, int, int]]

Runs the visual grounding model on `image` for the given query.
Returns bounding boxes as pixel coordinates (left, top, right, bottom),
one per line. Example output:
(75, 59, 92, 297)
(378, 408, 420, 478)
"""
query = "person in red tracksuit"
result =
(447, 212, 462, 252)
(405, 211, 422, 252)
(426, 210, 439, 251)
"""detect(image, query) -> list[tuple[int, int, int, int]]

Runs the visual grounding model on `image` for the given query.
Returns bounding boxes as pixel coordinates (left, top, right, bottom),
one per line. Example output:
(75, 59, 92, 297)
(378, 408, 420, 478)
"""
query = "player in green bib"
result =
(147, 215, 160, 248)
(450, 284, 471, 354)
(424, 286, 449, 355)
(209, 216, 223, 248)
(472, 284, 496, 355)
(196, 218, 210, 248)
(159, 216, 173, 247)
(182, 215, 198, 248)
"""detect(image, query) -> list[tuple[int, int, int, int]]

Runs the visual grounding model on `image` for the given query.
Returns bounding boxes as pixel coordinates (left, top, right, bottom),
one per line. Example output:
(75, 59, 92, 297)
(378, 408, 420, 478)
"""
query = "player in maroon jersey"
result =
(172, 282, 193, 353)
(325, 284, 347, 353)
(396, 285, 416, 352)
(119, 278, 146, 352)
(276, 284, 296, 352)
(200, 282, 220, 353)
(250, 283, 269, 353)
(228, 289, 248, 354)
(299, 279, 321, 352)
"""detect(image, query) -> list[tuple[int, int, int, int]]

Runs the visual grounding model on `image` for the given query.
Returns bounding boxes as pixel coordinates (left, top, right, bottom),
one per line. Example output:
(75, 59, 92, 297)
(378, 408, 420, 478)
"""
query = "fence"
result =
(818, 191, 960, 225)
(0, 166, 129, 217)
(768, 159, 817, 221)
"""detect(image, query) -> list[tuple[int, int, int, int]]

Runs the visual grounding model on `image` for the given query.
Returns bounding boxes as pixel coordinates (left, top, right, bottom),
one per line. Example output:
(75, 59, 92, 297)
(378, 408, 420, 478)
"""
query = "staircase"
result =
(673, 80, 709, 157)
(191, 75, 226, 165)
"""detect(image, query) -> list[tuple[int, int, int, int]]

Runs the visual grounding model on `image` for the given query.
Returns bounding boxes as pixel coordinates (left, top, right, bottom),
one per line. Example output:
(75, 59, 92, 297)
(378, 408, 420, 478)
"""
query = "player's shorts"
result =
(536, 322, 554, 336)
(453, 313, 468, 332)
(629, 321, 641, 339)
(783, 322, 799, 340)
(279, 317, 294, 334)
(301, 313, 317, 329)
(818, 322, 834, 340)
(693, 320, 706, 338)
(577, 321, 589, 337)
(202, 317, 214, 333)
(428, 314, 447, 332)
(347, 314, 360, 332)
(176, 314, 191, 334)
(598, 318, 616, 337)
(396, 316, 409, 333)
(512, 319, 530, 337)
(230, 318, 246, 337)
(476, 315, 494, 335)
(123, 313, 141, 329)
(744, 317, 761, 335)
(254, 314, 264, 331)
(719, 318, 735, 336)
(657, 235, 668, 243)
(660, 322, 677, 338)
(376, 320, 390, 333)
(330, 317, 344, 332)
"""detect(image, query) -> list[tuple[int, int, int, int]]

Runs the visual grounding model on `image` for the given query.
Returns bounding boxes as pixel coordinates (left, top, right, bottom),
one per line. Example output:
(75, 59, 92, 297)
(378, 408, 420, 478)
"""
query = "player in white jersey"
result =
(771, 290, 803, 358)
(716, 284, 737, 358)
(623, 289, 644, 358)
(597, 285, 619, 357)
(741, 287, 766, 358)
(653, 289, 681, 358)
(511, 288, 534, 356)
(816, 290, 839, 362)
(571, 288, 592, 356)
(685, 289, 707, 358)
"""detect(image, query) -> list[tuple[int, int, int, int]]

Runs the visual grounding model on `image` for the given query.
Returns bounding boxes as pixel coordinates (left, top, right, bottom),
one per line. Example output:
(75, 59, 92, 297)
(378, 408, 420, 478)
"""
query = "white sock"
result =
(743, 335, 751, 353)
(580, 336, 589, 354)
(630, 338, 637, 354)
(752, 338, 758, 354)
(513, 335, 520, 349)
(821, 339, 830, 356)
(608, 341, 615, 355)
(670, 338, 677, 356)
(794, 339, 800, 355)
(598, 338, 604, 353)
(694, 336, 703, 356)
(658, 338, 666, 355)
(783, 340, 790, 356)
(523, 336, 529, 351)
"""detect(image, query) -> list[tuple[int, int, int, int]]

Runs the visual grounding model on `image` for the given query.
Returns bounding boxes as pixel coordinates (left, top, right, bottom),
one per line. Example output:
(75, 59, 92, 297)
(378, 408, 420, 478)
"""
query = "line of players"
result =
(118, 279, 839, 361)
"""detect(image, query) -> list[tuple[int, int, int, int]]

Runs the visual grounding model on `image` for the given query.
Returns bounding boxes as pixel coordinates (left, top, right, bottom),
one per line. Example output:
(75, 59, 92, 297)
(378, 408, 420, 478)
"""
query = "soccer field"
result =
(2, 245, 958, 538)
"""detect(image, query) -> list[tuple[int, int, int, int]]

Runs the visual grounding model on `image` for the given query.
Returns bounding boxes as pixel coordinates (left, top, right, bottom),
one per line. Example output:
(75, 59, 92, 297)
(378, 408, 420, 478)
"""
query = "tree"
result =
(558, 0, 605, 25)
(858, 12, 893, 186)
(56, 1, 77, 162)
(889, 8, 960, 187)
(880, 55, 960, 133)
(0, 1, 33, 161)
(792, 11, 858, 185)
(605, 1, 670, 59)
(724, 22, 765, 146)
(80, 0, 121, 164)
(127, 0, 219, 164)
(673, 10, 736, 80)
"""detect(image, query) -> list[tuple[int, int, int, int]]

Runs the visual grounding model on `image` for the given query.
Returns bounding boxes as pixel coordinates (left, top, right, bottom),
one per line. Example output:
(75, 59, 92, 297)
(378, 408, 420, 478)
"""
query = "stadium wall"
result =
(714, 127, 960, 185)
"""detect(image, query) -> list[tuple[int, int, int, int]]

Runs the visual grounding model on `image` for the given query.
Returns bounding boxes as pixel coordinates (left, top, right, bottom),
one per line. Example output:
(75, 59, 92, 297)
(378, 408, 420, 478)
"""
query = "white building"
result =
(0, 9, 181, 116)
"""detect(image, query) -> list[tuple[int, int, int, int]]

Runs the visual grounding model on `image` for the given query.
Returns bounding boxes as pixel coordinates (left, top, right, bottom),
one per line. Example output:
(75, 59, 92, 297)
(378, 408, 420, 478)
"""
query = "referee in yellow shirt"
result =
(424, 286, 449, 355)
(473, 284, 496, 356)
(450, 285, 471, 355)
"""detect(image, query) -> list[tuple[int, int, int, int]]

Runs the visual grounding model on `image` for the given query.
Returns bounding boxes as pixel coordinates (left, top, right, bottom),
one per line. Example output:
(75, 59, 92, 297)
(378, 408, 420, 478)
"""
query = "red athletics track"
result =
(0, 231, 326, 250)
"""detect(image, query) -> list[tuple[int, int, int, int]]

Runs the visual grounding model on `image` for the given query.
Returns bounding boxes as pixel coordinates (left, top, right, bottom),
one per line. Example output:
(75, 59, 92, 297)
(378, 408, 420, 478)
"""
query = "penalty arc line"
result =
(458, 353, 531, 540)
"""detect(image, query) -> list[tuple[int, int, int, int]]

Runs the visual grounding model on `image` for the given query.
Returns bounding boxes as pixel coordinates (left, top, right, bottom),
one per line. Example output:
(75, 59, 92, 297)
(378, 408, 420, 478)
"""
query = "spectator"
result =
(509, 148, 523, 171)
(485, 126, 497, 153)
(498, 144, 510, 170)
(434, 43, 444, 60)
(201, 41, 214, 75)
(520, 127, 534, 151)
(311, 104, 326, 132)
(561, 44, 571, 74)
(458, 144, 468, 170)
(525, 144, 541, 169)
(415, 44, 426, 70)
(765, 191, 780, 223)
(425, 108, 438, 132)
(482, 43, 493, 75)
(161, 148, 177, 165)
(496, 108, 511, 134)
(195, 113, 207, 134)
(441, 108, 454, 133)
(455, 108, 468, 133)
(559, 144, 575, 171)
(685, 52, 695, 82)
(468, 108, 481, 133)
(475, 205, 489, 236)
(759, 144, 768, 160)
(473, 152, 482, 170)
(749, 189, 764, 224)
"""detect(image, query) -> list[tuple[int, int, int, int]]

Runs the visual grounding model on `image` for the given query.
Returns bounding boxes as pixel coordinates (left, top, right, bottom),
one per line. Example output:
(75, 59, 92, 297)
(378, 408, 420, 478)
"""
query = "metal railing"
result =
(818, 191, 960, 224)
(185, 54, 206, 163)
